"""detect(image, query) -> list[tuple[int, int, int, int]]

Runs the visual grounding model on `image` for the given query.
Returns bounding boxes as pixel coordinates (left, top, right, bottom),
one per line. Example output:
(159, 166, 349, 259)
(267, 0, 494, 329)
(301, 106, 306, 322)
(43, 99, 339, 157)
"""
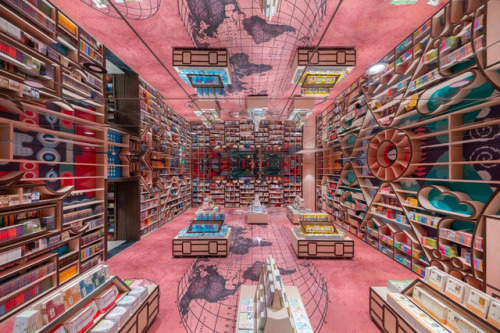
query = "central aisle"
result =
(105, 208, 417, 332)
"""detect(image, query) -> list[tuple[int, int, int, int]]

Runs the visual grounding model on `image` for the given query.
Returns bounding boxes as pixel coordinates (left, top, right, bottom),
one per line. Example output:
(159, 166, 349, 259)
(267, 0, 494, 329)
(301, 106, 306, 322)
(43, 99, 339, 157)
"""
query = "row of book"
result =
(0, 277, 53, 316)
(81, 229, 105, 247)
(81, 242, 104, 261)
(0, 261, 56, 299)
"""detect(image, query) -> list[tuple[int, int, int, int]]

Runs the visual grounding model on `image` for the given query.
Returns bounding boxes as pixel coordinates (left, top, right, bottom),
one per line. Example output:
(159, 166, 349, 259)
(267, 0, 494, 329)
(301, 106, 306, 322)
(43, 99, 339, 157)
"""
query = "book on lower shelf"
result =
(12, 265, 159, 333)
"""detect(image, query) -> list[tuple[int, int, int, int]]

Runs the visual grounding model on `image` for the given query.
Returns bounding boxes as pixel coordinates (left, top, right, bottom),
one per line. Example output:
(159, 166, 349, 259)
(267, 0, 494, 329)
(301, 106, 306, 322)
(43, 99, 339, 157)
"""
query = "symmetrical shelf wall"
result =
(0, 0, 192, 320)
(316, 0, 500, 294)
(191, 120, 303, 208)
(138, 79, 192, 238)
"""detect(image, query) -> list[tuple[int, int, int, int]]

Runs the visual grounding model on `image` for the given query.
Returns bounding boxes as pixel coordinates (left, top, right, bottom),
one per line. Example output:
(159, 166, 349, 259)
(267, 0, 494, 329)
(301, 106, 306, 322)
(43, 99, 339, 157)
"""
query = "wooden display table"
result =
(289, 228, 354, 258)
(172, 227, 231, 257)
(247, 210, 268, 224)
(286, 206, 303, 224)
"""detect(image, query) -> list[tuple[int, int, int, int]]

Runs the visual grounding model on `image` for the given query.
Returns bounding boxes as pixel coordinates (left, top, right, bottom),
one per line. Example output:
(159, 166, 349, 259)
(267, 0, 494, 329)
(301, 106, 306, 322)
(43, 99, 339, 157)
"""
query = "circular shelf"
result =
(367, 129, 417, 181)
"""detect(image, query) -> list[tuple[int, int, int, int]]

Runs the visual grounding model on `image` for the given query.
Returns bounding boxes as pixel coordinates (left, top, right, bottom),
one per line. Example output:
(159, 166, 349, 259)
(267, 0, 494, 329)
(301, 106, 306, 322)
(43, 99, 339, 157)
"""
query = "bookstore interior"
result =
(0, 0, 499, 332)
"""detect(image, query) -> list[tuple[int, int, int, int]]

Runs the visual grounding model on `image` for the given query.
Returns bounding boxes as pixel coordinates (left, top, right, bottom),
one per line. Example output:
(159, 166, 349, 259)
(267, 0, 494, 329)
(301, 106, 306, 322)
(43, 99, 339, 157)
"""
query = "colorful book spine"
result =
(6, 0, 55, 33)
(0, 277, 52, 316)
(0, 262, 55, 298)
(81, 242, 104, 261)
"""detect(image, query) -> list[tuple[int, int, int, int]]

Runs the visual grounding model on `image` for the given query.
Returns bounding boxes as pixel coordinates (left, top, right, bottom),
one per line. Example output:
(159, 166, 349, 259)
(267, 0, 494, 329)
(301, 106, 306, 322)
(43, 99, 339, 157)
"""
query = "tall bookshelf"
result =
(138, 78, 192, 238)
(315, 0, 500, 294)
(0, 0, 191, 320)
(0, 0, 113, 317)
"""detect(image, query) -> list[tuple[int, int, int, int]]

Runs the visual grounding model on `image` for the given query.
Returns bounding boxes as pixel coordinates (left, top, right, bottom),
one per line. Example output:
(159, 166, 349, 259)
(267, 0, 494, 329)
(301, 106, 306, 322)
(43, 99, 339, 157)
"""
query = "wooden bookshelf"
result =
(191, 120, 303, 208)
(315, 0, 500, 293)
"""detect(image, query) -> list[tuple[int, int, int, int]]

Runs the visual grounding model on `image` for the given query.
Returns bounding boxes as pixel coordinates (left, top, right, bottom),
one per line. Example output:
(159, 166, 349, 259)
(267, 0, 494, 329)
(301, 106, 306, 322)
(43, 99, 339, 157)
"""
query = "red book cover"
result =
(41, 293, 65, 324)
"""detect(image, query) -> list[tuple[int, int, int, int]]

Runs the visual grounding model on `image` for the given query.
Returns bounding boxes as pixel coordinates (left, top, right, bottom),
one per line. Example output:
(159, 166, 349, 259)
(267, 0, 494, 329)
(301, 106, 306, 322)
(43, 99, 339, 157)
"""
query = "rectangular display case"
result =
(173, 213, 230, 257)
(187, 219, 224, 233)
(289, 214, 354, 259)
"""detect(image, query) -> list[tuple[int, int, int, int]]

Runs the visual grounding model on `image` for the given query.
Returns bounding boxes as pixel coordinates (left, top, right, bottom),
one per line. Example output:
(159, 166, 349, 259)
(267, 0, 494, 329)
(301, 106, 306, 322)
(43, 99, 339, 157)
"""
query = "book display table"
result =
(172, 215, 231, 257)
(289, 213, 354, 259)
(286, 196, 310, 225)
(11, 265, 159, 333)
(247, 209, 268, 224)
(369, 267, 499, 333)
(236, 256, 313, 333)
(247, 194, 268, 224)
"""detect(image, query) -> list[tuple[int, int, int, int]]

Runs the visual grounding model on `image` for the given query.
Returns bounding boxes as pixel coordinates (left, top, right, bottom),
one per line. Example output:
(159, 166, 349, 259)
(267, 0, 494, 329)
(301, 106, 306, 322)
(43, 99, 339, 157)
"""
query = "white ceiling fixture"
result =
(260, 0, 279, 21)
(367, 63, 389, 75)
(427, 0, 440, 6)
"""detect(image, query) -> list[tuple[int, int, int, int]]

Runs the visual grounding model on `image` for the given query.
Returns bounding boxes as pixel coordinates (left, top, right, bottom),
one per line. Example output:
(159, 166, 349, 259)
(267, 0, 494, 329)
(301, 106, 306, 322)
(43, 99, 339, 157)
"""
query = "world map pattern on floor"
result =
(177, 209, 329, 333)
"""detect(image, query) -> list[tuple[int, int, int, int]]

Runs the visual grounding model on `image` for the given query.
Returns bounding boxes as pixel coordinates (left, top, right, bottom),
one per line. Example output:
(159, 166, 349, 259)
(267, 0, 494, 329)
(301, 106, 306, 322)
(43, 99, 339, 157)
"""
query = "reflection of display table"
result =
(172, 225, 231, 257)
(247, 208, 268, 224)
(236, 256, 313, 333)
(289, 213, 354, 258)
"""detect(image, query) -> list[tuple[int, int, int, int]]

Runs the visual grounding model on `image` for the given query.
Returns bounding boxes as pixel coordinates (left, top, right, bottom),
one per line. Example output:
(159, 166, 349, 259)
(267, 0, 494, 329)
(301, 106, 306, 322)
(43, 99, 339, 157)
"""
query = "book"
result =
(487, 299, 500, 329)
(444, 277, 466, 303)
(13, 309, 39, 333)
(41, 292, 65, 324)
(79, 276, 95, 298)
(465, 289, 490, 318)
(63, 284, 82, 309)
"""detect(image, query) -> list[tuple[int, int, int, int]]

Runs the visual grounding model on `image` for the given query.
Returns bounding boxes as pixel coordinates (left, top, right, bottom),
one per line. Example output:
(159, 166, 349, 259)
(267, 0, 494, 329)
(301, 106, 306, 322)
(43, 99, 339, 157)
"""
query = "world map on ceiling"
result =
(178, 0, 328, 117)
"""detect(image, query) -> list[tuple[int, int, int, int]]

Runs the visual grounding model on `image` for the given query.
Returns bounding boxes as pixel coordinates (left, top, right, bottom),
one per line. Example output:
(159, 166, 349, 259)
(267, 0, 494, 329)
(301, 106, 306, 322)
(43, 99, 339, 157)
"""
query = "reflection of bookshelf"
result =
(236, 256, 313, 333)
(370, 267, 499, 333)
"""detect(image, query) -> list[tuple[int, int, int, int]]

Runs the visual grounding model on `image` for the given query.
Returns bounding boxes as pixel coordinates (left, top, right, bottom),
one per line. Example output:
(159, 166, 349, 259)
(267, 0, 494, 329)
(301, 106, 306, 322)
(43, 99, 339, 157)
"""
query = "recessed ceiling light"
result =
(367, 63, 388, 75)
(23, 79, 45, 89)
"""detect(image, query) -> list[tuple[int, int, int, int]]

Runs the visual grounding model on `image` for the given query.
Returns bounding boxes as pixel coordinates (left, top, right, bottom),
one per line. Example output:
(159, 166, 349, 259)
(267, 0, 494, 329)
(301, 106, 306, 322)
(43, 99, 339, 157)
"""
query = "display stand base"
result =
(286, 207, 301, 224)
(289, 228, 354, 258)
(172, 228, 232, 257)
(247, 211, 268, 224)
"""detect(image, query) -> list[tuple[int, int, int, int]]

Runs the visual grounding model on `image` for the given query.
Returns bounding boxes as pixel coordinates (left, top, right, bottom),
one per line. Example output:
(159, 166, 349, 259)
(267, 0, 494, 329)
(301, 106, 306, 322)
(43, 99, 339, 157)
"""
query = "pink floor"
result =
(0, 208, 417, 332)
(106, 208, 417, 333)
